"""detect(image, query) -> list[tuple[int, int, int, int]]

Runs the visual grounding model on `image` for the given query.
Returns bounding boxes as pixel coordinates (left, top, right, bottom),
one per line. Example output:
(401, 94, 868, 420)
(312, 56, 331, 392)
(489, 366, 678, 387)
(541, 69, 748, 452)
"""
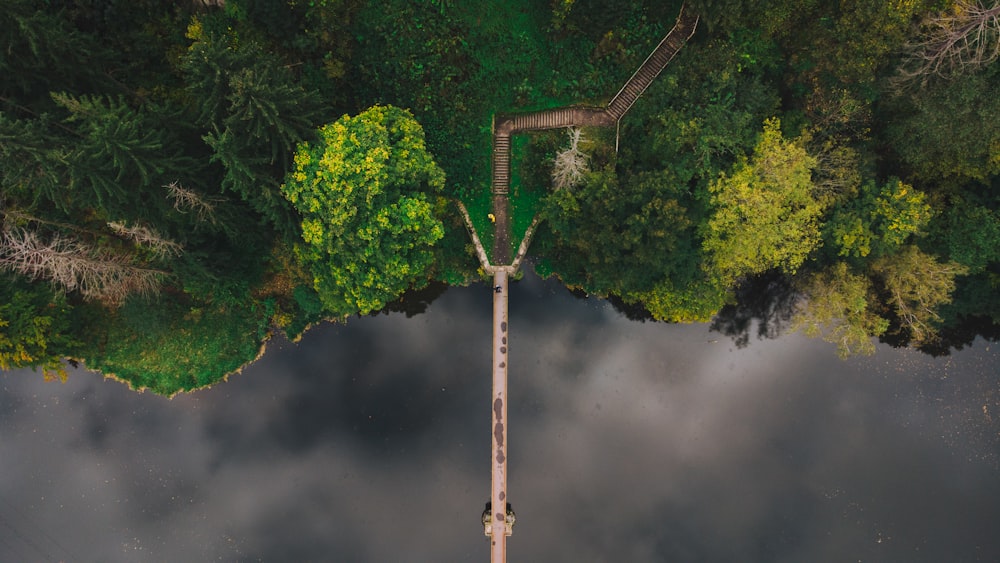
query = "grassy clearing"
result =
(83, 294, 271, 395)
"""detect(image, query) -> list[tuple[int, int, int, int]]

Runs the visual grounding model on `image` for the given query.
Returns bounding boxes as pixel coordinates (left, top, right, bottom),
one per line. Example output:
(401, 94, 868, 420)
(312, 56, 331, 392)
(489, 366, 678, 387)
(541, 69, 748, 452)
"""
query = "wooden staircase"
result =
(492, 134, 511, 195)
(606, 6, 699, 119)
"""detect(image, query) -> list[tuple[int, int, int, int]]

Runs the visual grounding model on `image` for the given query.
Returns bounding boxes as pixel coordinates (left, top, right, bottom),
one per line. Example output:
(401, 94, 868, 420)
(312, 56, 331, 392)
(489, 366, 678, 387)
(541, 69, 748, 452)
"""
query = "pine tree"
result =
(0, 112, 70, 211)
(181, 16, 322, 231)
(53, 93, 193, 218)
(0, 1, 105, 101)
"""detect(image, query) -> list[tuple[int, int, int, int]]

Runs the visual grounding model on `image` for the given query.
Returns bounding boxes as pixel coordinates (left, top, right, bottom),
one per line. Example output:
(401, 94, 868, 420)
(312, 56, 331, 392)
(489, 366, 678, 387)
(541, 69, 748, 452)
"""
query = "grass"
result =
(83, 293, 271, 395)
(456, 133, 553, 267)
(509, 133, 546, 258)
(462, 178, 496, 267)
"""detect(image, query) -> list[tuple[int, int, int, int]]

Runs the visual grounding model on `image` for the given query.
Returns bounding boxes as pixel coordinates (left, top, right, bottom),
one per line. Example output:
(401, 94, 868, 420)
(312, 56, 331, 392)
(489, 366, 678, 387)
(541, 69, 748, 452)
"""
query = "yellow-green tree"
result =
(827, 179, 933, 258)
(624, 276, 729, 323)
(872, 245, 968, 345)
(792, 262, 888, 357)
(0, 275, 76, 379)
(281, 106, 446, 317)
(703, 118, 823, 284)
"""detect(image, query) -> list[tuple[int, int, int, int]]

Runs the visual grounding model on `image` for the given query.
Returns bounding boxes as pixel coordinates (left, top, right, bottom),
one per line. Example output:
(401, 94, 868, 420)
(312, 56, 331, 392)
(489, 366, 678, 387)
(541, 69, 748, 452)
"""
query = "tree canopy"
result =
(1, 0, 998, 392)
(703, 118, 822, 283)
(281, 105, 447, 317)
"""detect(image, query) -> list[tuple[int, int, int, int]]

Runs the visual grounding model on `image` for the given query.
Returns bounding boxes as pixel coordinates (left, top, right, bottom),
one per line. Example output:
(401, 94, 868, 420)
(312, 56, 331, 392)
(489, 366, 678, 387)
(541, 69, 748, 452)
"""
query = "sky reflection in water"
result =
(2, 270, 999, 562)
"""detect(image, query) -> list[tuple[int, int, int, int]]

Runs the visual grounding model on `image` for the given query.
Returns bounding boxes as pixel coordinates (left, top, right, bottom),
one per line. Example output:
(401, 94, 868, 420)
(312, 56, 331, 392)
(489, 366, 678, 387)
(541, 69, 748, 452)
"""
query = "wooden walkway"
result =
(476, 7, 698, 563)
(489, 267, 510, 559)
(487, 5, 698, 264)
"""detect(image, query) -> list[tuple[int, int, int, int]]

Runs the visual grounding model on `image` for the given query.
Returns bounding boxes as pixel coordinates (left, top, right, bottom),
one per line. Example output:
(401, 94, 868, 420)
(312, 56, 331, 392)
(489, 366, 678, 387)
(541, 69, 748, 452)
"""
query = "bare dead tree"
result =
(0, 229, 165, 306)
(808, 137, 862, 205)
(896, 0, 1000, 85)
(551, 127, 589, 190)
(165, 181, 218, 224)
(107, 221, 183, 259)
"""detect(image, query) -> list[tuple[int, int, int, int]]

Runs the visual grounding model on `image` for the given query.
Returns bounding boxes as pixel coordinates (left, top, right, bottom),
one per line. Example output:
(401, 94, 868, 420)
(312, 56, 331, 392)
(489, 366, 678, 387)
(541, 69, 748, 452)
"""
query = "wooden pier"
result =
(462, 6, 699, 562)
(489, 267, 510, 559)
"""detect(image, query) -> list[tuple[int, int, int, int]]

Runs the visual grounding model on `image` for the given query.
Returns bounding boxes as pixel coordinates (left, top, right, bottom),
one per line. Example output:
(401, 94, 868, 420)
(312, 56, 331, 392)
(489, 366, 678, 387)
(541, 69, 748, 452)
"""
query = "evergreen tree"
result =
(181, 15, 322, 231)
(0, 1, 107, 102)
(53, 93, 193, 218)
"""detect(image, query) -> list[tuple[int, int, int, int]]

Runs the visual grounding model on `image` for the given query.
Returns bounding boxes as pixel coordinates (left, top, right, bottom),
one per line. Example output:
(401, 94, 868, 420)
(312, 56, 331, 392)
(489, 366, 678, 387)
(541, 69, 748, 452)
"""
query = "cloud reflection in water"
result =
(1, 270, 998, 562)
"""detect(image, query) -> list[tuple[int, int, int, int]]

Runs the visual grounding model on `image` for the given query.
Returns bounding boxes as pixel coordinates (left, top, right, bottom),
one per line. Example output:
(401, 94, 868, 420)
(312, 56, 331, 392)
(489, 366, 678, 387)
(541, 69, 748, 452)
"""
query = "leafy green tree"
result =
(622, 31, 783, 192)
(538, 33, 783, 321)
(937, 196, 1000, 272)
(539, 162, 728, 322)
(884, 62, 1000, 181)
(872, 245, 969, 345)
(542, 168, 698, 294)
(827, 178, 933, 259)
(806, 0, 939, 86)
(686, 0, 817, 35)
(703, 118, 822, 283)
(281, 105, 446, 317)
(792, 262, 888, 357)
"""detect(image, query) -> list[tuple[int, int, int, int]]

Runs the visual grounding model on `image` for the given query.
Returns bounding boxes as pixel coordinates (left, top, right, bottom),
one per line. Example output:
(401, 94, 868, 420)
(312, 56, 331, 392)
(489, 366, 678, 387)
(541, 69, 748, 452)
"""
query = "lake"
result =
(2, 269, 999, 562)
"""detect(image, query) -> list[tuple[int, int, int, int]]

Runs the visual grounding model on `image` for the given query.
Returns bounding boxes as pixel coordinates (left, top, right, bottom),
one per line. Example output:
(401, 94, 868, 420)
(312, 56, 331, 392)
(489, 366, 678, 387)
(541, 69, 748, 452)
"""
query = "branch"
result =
(165, 181, 218, 224)
(896, 1, 1000, 85)
(107, 221, 183, 258)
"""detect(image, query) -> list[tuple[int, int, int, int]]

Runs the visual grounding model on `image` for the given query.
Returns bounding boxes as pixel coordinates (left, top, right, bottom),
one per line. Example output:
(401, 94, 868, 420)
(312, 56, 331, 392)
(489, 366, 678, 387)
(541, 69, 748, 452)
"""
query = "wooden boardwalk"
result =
(488, 5, 698, 264)
(476, 7, 698, 562)
(489, 267, 510, 559)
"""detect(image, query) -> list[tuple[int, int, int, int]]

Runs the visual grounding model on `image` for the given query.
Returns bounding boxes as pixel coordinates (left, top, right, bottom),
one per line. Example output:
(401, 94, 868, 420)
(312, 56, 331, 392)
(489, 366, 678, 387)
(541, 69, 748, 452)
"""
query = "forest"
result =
(1, 0, 998, 395)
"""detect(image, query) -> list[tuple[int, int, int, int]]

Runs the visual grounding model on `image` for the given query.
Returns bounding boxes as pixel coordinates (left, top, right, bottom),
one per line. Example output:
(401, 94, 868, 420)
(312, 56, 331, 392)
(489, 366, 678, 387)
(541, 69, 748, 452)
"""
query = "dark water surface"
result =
(2, 271, 999, 562)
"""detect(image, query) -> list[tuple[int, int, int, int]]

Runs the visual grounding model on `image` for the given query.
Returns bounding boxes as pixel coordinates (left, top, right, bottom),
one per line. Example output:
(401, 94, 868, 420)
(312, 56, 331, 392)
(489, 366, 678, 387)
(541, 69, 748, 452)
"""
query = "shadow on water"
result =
(709, 272, 798, 348)
(920, 315, 1000, 356)
(374, 280, 450, 318)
